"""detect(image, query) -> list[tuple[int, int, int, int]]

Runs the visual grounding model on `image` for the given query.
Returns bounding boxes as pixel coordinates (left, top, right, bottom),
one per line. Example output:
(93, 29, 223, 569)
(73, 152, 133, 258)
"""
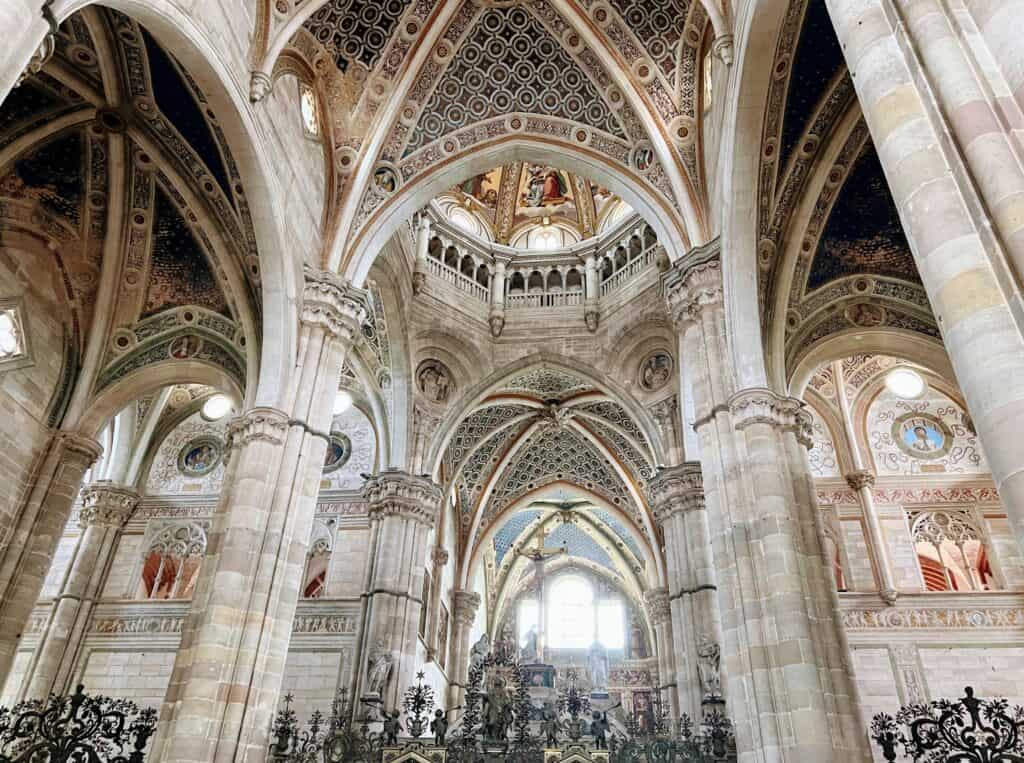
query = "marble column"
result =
(664, 243, 868, 761)
(643, 587, 677, 719)
(22, 482, 139, 700)
(425, 545, 449, 662)
(584, 253, 600, 332)
(412, 215, 431, 295)
(0, 432, 102, 690)
(825, 0, 1024, 549)
(489, 257, 508, 338)
(154, 268, 365, 763)
(355, 470, 442, 711)
(649, 462, 721, 720)
(844, 470, 897, 603)
(447, 589, 481, 710)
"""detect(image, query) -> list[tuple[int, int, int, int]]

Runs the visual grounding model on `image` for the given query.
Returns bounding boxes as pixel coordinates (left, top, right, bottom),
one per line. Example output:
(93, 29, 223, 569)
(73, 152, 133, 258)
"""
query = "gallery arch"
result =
(3, 0, 1024, 760)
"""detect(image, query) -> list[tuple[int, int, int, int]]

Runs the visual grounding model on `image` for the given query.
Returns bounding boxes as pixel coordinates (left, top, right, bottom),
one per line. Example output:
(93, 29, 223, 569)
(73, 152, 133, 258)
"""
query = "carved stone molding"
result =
(662, 239, 723, 330)
(249, 70, 273, 103)
(362, 470, 442, 528)
(55, 432, 105, 471)
(431, 546, 450, 567)
(842, 606, 1024, 630)
(79, 482, 140, 528)
(728, 388, 813, 447)
(644, 587, 671, 627)
(452, 590, 481, 626)
(648, 462, 704, 527)
(302, 266, 369, 344)
(845, 469, 876, 492)
(226, 407, 290, 451)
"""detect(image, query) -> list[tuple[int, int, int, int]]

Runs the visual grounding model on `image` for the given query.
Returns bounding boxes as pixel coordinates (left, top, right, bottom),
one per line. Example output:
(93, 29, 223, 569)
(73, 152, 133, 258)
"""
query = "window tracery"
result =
(137, 522, 207, 600)
(910, 510, 996, 592)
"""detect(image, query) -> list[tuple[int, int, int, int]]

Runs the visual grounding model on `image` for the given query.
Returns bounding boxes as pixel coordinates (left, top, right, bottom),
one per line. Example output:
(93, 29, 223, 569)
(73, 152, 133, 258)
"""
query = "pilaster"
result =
(447, 590, 481, 709)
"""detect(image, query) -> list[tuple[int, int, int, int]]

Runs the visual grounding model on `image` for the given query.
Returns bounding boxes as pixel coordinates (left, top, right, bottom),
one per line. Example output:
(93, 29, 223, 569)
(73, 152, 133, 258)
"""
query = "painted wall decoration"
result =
(807, 406, 840, 478)
(177, 436, 223, 477)
(321, 407, 376, 490)
(146, 411, 228, 495)
(866, 388, 987, 476)
(323, 432, 353, 474)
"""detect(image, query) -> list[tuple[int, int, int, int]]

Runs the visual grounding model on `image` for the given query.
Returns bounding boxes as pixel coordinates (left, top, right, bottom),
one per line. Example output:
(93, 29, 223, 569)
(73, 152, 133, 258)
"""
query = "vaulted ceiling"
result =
(2, 8, 258, 419)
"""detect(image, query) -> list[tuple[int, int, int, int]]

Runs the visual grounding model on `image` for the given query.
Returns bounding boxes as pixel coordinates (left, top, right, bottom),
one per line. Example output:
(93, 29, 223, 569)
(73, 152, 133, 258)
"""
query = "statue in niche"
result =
(417, 360, 452, 404)
(697, 637, 722, 700)
(521, 625, 539, 663)
(588, 640, 609, 692)
(469, 632, 491, 672)
(366, 640, 393, 696)
(639, 352, 673, 391)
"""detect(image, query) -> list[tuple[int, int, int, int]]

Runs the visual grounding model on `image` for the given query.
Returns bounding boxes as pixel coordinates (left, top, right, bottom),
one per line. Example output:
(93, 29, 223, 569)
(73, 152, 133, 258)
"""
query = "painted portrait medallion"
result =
(323, 432, 353, 473)
(177, 436, 223, 476)
(891, 412, 952, 460)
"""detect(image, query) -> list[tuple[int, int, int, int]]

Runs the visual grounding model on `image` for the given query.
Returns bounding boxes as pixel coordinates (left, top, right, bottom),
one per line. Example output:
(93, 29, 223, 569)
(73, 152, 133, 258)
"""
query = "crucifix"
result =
(514, 522, 566, 664)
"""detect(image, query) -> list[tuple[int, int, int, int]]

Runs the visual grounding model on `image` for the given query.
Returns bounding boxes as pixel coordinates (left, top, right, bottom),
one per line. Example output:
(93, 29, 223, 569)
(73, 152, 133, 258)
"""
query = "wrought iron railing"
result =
(870, 686, 1024, 762)
(0, 685, 157, 763)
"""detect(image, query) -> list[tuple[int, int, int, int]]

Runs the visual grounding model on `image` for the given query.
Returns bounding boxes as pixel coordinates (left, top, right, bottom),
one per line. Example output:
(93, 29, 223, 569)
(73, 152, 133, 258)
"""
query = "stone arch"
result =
(336, 137, 691, 286)
(43, 0, 304, 411)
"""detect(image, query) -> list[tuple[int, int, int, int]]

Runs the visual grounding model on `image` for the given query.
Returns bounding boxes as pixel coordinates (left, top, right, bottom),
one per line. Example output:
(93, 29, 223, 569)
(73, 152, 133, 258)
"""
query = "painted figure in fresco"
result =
(911, 425, 935, 452)
(184, 443, 217, 473)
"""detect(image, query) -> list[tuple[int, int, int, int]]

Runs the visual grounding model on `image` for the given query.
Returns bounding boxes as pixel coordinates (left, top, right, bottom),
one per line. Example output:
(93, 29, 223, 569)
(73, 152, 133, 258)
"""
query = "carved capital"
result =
(226, 407, 290, 452)
(79, 482, 139, 528)
(712, 33, 734, 65)
(302, 266, 368, 345)
(452, 590, 481, 626)
(362, 470, 442, 528)
(431, 546, 450, 567)
(662, 239, 722, 331)
(845, 469, 876, 492)
(55, 432, 104, 471)
(249, 70, 272, 102)
(728, 388, 812, 446)
(648, 462, 704, 527)
(644, 587, 671, 627)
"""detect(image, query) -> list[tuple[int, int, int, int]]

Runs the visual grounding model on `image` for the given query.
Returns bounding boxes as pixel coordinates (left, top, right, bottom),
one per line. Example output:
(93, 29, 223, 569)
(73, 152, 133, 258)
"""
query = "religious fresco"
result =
(146, 411, 228, 495)
(866, 387, 987, 476)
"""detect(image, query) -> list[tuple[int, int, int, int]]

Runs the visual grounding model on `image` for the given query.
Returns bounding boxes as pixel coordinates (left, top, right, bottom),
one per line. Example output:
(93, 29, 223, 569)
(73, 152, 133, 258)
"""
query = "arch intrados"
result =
(789, 330, 954, 398)
(78, 359, 241, 437)
(51, 0, 303, 410)
(337, 138, 690, 285)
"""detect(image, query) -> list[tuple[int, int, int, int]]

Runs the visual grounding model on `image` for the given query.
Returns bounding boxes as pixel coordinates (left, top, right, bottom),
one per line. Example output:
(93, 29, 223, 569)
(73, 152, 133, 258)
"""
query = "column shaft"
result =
(0, 432, 102, 689)
(447, 590, 480, 710)
(826, 0, 1024, 547)
(154, 269, 365, 763)
(22, 483, 139, 700)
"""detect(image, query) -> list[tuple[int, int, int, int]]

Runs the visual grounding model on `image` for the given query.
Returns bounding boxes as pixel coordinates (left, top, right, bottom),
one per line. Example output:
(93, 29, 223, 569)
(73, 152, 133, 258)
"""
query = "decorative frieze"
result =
(842, 607, 1024, 630)
(362, 470, 442, 527)
(648, 462, 703, 526)
(302, 266, 369, 343)
(816, 485, 1001, 507)
(78, 482, 140, 528)
(662, 239, 722, 329)
(291, 614, 358, 634)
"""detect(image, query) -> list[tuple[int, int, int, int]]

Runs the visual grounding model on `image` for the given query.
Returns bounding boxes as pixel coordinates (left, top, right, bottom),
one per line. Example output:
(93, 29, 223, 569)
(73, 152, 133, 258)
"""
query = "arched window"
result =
(911, 510, 997, 591)
(517, 574, 628, 651)
(137, 522, 207, 600)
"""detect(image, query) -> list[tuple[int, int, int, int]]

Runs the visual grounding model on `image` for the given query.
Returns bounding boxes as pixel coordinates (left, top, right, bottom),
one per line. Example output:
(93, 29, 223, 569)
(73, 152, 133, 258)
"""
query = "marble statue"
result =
(469, 631, 491, 671)
(366, 640, 393, 696)
(697, 637, 722, 700)
(588, 640, 609, 692)
(521, 625, 539, 663)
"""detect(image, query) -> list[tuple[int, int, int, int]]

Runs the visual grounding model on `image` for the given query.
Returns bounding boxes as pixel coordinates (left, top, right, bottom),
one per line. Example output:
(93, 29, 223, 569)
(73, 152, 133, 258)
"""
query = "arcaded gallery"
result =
(0, 0, 1022, 761)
